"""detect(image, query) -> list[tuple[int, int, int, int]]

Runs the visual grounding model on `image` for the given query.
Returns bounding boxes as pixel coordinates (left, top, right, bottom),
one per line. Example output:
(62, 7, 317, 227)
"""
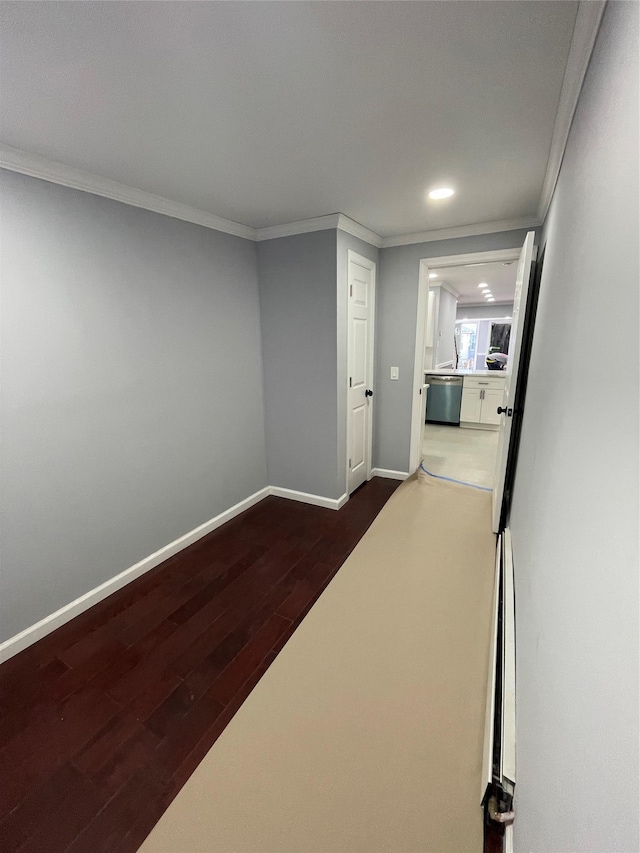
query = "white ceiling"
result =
(433, 261, 518, 305)
(0, 1, 578, 237)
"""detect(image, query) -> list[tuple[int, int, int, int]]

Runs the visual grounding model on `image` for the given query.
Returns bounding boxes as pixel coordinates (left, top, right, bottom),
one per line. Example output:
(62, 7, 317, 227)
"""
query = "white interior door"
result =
(492, 232, 535, 532)
(347, 252, 375, 494)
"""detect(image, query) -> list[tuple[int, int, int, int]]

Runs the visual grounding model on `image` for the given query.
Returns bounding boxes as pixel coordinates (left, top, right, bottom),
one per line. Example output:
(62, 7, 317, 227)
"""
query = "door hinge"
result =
(350, 284, 353, 298)
(349, 377, 352, 387)
(349, 458, 352, 468)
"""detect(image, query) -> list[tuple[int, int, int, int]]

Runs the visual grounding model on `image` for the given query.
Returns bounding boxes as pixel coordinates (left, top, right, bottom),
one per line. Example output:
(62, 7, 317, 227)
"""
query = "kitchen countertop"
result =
(424, 368, 505, 377)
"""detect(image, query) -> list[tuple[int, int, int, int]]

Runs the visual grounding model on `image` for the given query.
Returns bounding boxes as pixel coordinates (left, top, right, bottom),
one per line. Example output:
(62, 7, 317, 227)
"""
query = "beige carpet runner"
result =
(141, 472, 496, 852)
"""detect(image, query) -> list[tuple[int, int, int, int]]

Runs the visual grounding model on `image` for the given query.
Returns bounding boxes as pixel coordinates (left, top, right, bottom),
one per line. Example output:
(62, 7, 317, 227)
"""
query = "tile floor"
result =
(421, 423, 499, 488)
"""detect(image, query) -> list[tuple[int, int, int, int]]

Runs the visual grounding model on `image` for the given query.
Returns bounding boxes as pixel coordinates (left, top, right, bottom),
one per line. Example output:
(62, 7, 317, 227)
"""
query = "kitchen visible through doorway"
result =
(420, 258, 518, 488)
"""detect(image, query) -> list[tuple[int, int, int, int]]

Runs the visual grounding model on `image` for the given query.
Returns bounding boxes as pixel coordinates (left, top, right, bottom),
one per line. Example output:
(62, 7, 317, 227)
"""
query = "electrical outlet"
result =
(390, 366, 399, 380)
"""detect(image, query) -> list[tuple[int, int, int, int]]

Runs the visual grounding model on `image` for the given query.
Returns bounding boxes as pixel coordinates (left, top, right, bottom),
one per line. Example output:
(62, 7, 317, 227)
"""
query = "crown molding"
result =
(255, 212, 383, 246)
(429, 281, 459, 299)
(336, 214, 383, 248)
(381, 216, 540, 248)
(537, 0, 606, 222)
(254, 213, 341, 242)
(0, 144, 257, 241)
(0, 144, 544, 250)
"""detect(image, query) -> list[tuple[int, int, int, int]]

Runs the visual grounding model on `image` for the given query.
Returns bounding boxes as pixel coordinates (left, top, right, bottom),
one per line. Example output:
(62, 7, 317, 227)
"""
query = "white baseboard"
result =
(269, 486, 348, 510)
(0, 482, 355, 664)
(371, 468, 409, 481)
(0, 486, 270, 664)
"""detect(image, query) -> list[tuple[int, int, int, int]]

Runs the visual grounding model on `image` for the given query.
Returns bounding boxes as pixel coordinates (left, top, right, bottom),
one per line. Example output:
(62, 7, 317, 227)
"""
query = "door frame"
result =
(346, 250, 376, 493)
(491, 232, 536, 532)
(409, 247, 527, 475)
(498, 247, 544, 530)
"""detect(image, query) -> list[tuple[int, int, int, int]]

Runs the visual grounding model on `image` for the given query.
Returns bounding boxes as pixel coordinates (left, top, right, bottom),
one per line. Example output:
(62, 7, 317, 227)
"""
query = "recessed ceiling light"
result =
(484, 293, 493, 299)
(429, 272, 438, 279)
(428, 187, 455, 200)
(481, 287, 490, 292)
(478, 282, 488, 287)
(487, 297, 495, 302)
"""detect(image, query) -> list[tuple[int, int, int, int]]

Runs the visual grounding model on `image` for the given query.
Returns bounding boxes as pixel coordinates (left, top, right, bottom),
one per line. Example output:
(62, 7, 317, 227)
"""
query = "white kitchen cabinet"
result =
(461, 375, 505, 428)
(460, 387, 482, 423)
(481, 389, 503, 425)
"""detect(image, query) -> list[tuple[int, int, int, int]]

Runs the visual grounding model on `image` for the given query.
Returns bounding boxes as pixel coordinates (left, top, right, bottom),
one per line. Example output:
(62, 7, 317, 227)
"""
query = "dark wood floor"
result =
(0, 478, 399, 852)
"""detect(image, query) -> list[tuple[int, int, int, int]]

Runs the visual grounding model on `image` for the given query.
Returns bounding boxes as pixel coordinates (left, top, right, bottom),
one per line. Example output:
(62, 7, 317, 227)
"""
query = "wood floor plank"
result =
(64, 769, 167, 853)
(208, 614, 290, 706)
(0, 479, 399, 852)
(71, 712, 160, 795)
(0, 763, 101, 853)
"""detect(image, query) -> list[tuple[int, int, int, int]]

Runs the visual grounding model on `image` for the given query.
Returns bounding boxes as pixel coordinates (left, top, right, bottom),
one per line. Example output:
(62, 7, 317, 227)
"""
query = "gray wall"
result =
(456, 302, 513, 320)
(0, 170, 268, 642)
(510, 3, 639, 850)
(337, 231, 379, 488)
(374, 229, 537, 473)
(258, 230, 340, 499)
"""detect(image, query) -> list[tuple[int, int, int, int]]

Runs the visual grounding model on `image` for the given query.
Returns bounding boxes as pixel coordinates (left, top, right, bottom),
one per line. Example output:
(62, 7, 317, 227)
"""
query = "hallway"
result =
(0, 475, 497, 852)
(143, 473, 496, 852)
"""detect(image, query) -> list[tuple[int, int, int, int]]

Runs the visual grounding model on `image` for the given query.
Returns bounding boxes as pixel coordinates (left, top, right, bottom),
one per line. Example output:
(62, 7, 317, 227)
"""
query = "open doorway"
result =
(410, 246, 531, 498)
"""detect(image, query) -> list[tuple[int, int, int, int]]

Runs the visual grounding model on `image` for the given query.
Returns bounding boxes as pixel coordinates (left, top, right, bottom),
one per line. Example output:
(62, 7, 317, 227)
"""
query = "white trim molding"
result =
(336, 214, 383, 248)
(537, 0, 606, 221)
(255, 213, 341, 242)
(0, 147, 384, 248)
(0, 144, 256, 241)
(417, 247, 526, 269)
(0, 482, 353, 663)
(269, 486, 348, 510)
(371, 468, 409, 481)
(505, 824, 514, 853)
(255, 213, 383, 247)
(0, 149, 536, 249)
(0, 486, 271, 664)
(0, 152, 537, 250)
(381, 217, 540, 249)
(429, 280, 460, 299)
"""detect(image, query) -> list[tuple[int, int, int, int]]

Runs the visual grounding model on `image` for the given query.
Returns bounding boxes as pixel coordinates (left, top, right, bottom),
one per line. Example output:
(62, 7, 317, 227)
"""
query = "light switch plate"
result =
(390, 366, 399, 380)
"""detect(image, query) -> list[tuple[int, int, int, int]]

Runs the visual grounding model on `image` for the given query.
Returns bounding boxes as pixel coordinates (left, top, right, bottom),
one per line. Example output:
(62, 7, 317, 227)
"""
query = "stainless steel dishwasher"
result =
(425, 375, 463, 425)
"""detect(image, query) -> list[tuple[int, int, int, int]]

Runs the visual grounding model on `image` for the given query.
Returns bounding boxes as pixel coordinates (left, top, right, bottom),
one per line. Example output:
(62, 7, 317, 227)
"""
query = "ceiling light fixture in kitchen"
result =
(429, 272, 438, 279)
(427, 187, 455, 200)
